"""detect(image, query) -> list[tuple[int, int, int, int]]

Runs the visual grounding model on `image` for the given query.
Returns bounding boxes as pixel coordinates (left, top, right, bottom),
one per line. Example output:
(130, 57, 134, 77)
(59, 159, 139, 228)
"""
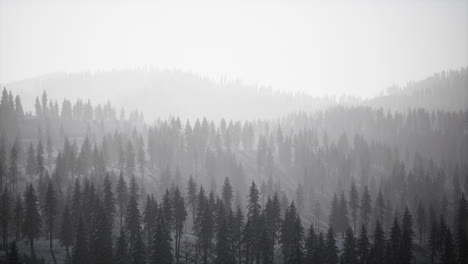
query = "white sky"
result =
(1, 0, 467, 98)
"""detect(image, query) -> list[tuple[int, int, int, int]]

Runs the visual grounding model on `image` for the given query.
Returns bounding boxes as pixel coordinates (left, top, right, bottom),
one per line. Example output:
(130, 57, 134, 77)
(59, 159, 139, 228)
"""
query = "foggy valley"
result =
(0, 0, 467, 264)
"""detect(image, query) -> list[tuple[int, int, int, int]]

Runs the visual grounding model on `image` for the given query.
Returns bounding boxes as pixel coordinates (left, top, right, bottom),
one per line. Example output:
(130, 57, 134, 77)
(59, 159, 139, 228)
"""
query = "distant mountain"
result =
(4, 70, 340, 121)
(366, 67, 468, 112)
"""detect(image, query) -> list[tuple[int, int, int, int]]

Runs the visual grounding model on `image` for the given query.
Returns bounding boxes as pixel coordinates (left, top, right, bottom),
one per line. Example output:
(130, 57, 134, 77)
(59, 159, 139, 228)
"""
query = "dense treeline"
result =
(0, 88, 467, 263)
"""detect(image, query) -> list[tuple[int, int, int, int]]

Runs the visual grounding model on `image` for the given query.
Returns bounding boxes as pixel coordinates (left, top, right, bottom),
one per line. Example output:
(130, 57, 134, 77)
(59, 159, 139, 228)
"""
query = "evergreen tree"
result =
(232, 206, 244, 264)
(173, 187, 187, 264)
(72, 217, 89, 264)
(7, 241, 22, 264)
(325, 226, 338, 264)
(186, 175, 197, 230)
(26, 143, 36, 178)
(43, 180, 57, 249)
(36, 141, 45, 175)
(114, 229, 130, 264)
(131, 232, 147, 264)
(370, 220, 385, 264)
(126, 195, 142, 248)
(341, 227, 357, 264)
(386, 217, 401, 264)
(304, 224, 317, 263)
(456, 193, 467, 264)
(280, 202, 304, 264)
(60, 204, 73, 253)
(22, 183, 41, 250)
(440, 227, 456, 264)
(357, 224, 370, 264)
(13, 195, 23, 241)
(360, 186, 372, 228)
(401, 207, 414, 264)
(222, 177, 233, 210)
(416, 200, 427, 244)
(117, 172, 129, 230)
(215, 204, 235, 264)
(349, 181, 359, 233)
(103, 173, 116, 225)
(338, 192, 350, 237)
(89, 199, 114, 264)
(1, 188, 10, 251)
(151, 211, 173, 264)
(329, 193, 339, 234)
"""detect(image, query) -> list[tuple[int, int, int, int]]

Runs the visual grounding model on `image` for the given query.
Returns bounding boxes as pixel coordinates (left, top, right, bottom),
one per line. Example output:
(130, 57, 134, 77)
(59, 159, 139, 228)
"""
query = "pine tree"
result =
(72, 216, 89, 264)
(441, 227, 456, 264)
(401, 207, 414, 264)
(232, 206, 244, 264)
(114, 229, 130, 264)
(370, 220, 385, 264)
(91, 199, 114, 264)
(349, 181, 360, 233)
(325, 226, 338, 264)
(13, 195, 23, 241)
(357, 224, 370, 264)
(126, 195, 142, 248)
(456, 193, 467, 264)
(305, 224, 317, 263)
(151, 211, 173, 264)
(131, 232, 147, 264)
(7, 241, 21, 264)
(416, 200, 427, 244)
(43, 180, 57, 249)
(9, 142, 18, 193)
(215, 204, 235, 264)
(186, 175, 197, 230)
(329, 193, 339, 234)
(36, 141, 45, 175)
(338, 192, 350, 237)
(222, 177, 233, 210)
(26, 144, 36, 178)
(1, 188, 11, 251)
(280, 202, 304, 264)
(60, 204, 73, 253)
(173, 187, 187, 264)
(103, 173, 116, 226)
(22, 183, 41, 250)
(386, 217, 401, 264)
(360, 186, 372, 228)
(342, 227, 357, 264)
(117, 172, 129, 230)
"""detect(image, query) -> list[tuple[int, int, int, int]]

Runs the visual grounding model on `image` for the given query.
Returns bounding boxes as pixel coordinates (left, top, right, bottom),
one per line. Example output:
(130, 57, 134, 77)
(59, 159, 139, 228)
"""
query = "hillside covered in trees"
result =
(0, 77, 467, 264)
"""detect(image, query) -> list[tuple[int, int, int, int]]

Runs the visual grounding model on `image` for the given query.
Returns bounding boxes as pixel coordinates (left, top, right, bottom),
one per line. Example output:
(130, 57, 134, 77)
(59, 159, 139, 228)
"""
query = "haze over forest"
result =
(0, 0, 468, 264)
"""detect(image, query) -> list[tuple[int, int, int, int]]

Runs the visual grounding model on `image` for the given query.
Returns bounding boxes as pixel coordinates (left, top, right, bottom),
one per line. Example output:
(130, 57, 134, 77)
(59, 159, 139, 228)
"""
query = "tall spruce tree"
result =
(342, 227, 357, 264)
(349, 181, 360, 233)
(401, 207, 414, 264)
(43, 180, 57, 249)
(325, 226, 338, 264)
(22, 183, 41, 250)
(280, 202, 304, 264)
(60, 204, 73, 253)
(114, 229, 129, 264)
(151, 210, 173, 264)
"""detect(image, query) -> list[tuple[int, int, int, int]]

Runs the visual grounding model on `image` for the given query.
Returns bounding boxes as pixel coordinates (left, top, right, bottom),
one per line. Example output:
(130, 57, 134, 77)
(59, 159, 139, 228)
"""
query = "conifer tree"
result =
(416, 200, 427, 244)
(114, 229, 130, 264)
(325, 226, 338, 264)
(342, 227, 357, 264)
(173, 187, 187, 264)
(360, 186, 372, 228)
(117, 172, 129, 230)
(131, 232, 147, 264)
(186, 175, 197, 229)
(22, 183, 41, 250)
(91, 199, 114, 264)
(13, 195, 23, 241)
(126, 195, 142, 248)
(338, 192, 350, 237)
(329, 193, 339, 234)
(36, 141, 45, 175)
(370, 220, 385, 264)
(456, 193, 467, 264)
(7, 241, 21, 264)
(43, 180, 57, 249)
(1, 188, 10, 251)
(60, 204, 73, 253)
(72, 217, 89, 264)
(357, 224, 370, 264)
(103, 173, 116, 225)
(386, 217, 401, 264)
(281, 202, 304, 264)
(401, 207, 414, 264)
(215, 204, 235, 264)
(151, 211, 173, 264)
(304, 224, 317, 263)
(26, 143, 36, 178)
(222, 177, 233, 210)
(349, 181, 359, 233)
(441, 227, 456, 264)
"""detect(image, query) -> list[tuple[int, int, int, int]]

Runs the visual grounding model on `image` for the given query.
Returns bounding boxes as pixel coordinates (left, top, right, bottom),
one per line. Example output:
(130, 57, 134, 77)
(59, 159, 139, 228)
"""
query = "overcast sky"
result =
(1, 0, 467, 98)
